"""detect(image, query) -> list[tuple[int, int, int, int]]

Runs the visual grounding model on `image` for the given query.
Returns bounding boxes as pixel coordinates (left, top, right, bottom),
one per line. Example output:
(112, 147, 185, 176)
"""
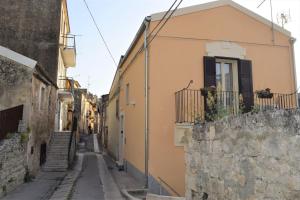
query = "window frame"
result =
(125, 83, 130, 105)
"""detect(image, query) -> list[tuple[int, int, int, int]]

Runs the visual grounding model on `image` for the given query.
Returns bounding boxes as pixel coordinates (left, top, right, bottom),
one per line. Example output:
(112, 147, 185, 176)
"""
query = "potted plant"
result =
(200, 86, 216, 96)
(256, 88, 273, 99)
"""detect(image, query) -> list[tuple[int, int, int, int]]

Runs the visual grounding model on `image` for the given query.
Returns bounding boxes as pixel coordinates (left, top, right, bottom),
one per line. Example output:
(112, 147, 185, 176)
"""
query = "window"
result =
(215, 59, 239, 108)
(126, 83, 130, 105)
(116, 99, 119, 118)
(204, 56, 254, 116)
(39, 86, 46, 110)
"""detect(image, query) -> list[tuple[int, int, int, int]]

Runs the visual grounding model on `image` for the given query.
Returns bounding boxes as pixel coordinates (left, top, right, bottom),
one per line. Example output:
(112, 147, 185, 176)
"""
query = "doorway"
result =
(118, 113, 125, 168)
(40, 143, 47, 166)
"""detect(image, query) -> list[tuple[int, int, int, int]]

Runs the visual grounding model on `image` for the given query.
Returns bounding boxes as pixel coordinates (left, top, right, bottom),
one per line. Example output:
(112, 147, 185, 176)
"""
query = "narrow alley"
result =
(70, 136, 105, 200)
(1, 0, 300, 200)
(1, 134, 124, 200)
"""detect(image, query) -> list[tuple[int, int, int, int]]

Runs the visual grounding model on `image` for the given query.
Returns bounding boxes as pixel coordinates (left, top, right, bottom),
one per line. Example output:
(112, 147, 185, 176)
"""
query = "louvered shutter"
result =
(238, 59, 254, 112)
(204, 56, 216, 88)
(203, 56, 216, 120)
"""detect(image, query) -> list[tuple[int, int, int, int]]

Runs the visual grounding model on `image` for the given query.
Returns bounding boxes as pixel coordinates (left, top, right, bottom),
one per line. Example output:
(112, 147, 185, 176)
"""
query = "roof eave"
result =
(151, 0, 291, 37)
(118, 17, 151, 69)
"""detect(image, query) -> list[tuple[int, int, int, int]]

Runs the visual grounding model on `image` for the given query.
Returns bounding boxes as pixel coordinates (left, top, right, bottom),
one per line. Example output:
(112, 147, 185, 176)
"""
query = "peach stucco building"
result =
(107, 0, 297, 196)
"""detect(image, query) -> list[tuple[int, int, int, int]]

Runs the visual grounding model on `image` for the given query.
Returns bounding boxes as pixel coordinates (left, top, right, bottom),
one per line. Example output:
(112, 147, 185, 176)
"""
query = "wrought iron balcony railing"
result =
(175, 89, 298, 124)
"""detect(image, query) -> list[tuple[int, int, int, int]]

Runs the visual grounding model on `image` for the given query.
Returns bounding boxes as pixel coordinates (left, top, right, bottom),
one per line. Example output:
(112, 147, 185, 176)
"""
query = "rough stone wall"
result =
(27, 76, 57, 175)
(0, 134, 26, 198)
(0, 55, 32, 122)
(0, 55, 57, 175)
(185, 110, 300, 200)
(0, 0, 62, 83)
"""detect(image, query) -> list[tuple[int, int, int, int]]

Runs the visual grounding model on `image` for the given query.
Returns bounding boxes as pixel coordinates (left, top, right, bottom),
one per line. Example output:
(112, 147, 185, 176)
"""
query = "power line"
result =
(124, 0, 184, 69)
(148, 0, 178, 37)
(83, 0, 117, 67)
(147, 0, 184, 47)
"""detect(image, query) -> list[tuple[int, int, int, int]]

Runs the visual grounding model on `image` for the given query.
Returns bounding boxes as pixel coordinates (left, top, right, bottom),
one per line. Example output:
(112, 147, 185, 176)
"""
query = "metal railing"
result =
(175, 89, 298, 124)
(58, 77, 75, 95)
(61, 34, 77, 55)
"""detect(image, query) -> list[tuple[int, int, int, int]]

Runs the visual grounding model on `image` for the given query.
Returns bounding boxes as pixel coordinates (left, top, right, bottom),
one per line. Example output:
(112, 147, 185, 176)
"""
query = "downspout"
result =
(144, 16, 151, 188)
(290, 37, 298, 106)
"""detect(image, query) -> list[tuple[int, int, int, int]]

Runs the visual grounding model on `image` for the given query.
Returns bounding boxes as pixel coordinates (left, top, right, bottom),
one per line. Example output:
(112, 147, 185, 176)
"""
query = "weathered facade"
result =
(55, 0, 77, 132)
(99, 94, 109, 148)
(0, 134, 26, 198)
(0, 0, 62, 83)
(186, 110, 300, 200)
(74, 88, 87, 134)
(0, 46, 56, 175)
(0, 0, 75, 176)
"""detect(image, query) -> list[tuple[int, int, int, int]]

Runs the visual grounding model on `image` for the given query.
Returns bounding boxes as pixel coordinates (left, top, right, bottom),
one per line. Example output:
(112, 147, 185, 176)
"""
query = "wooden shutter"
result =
(204, 56, 216, 88)
(203, 56, 216, 120)
(238, 59, 254, 112)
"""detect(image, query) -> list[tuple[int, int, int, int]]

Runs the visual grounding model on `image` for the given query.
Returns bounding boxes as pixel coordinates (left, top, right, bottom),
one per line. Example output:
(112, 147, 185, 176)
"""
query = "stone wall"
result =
(0, 54, 57, 175)
(0, 134, 26, 198)
(185, 110, 300, 200)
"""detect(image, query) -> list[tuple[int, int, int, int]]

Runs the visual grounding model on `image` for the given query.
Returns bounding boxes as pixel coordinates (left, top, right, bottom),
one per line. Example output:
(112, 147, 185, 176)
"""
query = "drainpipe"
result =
(144, 16, 151, 188)
(290, 37, 298, 106)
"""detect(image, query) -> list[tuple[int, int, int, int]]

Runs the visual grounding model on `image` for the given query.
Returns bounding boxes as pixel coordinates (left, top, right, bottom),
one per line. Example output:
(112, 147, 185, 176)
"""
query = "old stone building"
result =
(0, 0, 75, 175)
(0, 45, 56, 188)
(0, 0, 63, 83)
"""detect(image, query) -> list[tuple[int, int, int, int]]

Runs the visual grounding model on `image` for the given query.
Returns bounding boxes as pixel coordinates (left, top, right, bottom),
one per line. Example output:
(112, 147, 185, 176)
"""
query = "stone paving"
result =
(70, 153, 105, 200)
(1, 171, 66, 200)
(1, 134, 125, 200)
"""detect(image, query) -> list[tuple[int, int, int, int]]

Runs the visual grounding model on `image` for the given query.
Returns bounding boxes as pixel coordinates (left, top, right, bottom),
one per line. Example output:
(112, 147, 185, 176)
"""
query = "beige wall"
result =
(119, 33, 146, 175)
(107, 70, 121, 159)
(148, 5, 294, 196)
(116, 4, 295, 196)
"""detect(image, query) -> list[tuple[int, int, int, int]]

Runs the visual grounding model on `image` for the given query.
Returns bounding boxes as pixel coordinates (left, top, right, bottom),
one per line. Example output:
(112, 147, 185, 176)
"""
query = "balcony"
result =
(175, 89, 298, 124)
(61, 34, 76, 68)
(58, 78, 76, 103)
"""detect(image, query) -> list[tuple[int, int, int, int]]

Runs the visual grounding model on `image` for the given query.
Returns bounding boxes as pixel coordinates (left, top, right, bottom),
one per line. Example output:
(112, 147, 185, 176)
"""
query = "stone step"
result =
(47, 152, 68, 156)
(49, 148, 68, 152)
(45, 162, 68, 166)
(50, 143, 69, 146)
(49, 145, 70, 149)
(47, 155, 68, 159)
(43, 167, 68, 172)
(50, 138, 70, 144)
(47, 157, 68, 161)
(44, 160, 68, 165)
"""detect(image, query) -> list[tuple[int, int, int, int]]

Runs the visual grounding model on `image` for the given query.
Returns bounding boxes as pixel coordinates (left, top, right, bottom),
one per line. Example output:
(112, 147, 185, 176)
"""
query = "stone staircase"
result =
(43, 131, 71, 172)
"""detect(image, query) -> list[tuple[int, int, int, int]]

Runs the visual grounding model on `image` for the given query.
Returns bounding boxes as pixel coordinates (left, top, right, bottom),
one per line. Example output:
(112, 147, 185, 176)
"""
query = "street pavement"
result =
(70, 136, 105, 200)
(1, 134, 124, 200)
(2, 171, 66, 200)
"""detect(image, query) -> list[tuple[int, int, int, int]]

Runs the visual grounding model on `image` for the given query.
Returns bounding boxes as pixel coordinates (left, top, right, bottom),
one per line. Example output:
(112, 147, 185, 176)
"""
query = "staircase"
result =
(43, 131, 71, 172)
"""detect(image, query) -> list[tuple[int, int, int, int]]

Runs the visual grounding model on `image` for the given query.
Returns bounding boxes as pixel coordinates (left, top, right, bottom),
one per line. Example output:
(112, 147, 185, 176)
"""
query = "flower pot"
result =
(257, 92, 273, 99)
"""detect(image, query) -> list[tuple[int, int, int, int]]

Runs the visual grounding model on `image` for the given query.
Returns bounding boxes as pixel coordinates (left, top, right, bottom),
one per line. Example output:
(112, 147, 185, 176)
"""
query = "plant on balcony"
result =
(200, 86, 216, 96)
(205, 91, 231, 121)
(256, 88, 273, 99)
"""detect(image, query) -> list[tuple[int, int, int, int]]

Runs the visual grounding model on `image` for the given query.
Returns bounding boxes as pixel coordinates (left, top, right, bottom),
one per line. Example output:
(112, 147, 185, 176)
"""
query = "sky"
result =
(67, 0, 300, 97)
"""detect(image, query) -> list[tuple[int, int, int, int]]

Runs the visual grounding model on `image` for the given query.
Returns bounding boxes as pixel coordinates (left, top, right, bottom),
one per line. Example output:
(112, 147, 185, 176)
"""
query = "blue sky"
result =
(67, 0, 300, 96)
